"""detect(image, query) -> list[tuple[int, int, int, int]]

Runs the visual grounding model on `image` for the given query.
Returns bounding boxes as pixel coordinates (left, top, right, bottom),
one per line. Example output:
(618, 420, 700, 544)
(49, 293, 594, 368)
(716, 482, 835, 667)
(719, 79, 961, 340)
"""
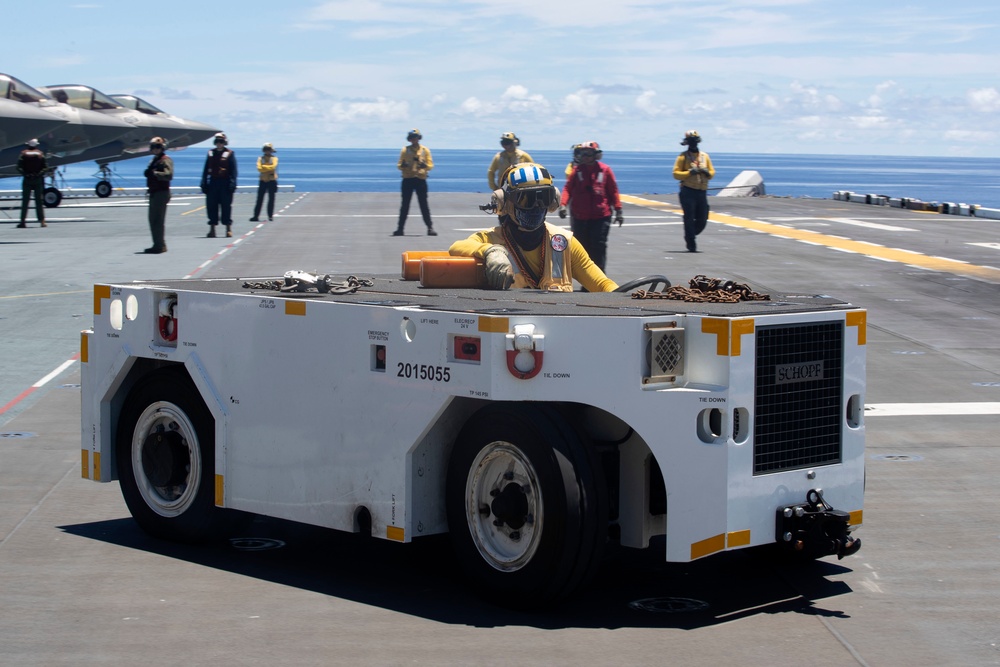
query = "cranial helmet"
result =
(497, 162, 559, 231)
(26, 138, 39, 148)
(214, 132, 228, 145)
(149, 136, 167, 149)
(407, 128, 422, 140)
(500, 132, 520, 146)
(575, 141, 602, 159)
(681, 130, 701, 146)
(262, 142, 274, 152)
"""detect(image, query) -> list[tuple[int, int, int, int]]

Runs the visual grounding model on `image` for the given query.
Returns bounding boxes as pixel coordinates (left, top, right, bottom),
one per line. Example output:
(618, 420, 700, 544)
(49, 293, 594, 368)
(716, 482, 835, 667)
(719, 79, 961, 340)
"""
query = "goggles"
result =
(577, 151, 596, 158)
(509, 185, 557, 210)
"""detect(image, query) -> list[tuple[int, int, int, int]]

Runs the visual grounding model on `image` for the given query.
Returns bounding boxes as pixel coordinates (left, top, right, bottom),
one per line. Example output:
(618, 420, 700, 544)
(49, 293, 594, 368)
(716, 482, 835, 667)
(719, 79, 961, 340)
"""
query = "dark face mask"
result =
(513, 206, 546, 231)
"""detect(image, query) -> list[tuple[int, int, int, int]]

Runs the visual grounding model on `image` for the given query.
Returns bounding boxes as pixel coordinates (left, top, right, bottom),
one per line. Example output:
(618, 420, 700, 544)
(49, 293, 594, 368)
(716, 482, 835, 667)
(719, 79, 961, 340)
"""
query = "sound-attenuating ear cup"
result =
(546, 185, 560, 212)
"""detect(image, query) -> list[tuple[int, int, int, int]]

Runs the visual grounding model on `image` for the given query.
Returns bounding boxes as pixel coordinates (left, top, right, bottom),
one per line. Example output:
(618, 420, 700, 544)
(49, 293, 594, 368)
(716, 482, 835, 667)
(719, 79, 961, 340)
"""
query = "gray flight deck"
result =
(2, 189, 1000, 666)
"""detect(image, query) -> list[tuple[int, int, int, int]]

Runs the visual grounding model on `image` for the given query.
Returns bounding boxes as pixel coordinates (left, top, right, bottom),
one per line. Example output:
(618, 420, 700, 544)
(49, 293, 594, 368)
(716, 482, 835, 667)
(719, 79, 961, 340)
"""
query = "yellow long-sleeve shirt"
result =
(398, 145, 433, 179)
(487, 149, 534, 190)
(256, 155, 278, 182)
(449, 224, 618, 292)
(672, 150, 715, 190)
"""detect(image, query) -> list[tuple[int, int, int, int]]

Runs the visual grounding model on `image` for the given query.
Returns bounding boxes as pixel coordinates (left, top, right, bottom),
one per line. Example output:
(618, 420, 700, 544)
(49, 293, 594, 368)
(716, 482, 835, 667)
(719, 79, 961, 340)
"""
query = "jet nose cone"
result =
(171, 119, 220, 148)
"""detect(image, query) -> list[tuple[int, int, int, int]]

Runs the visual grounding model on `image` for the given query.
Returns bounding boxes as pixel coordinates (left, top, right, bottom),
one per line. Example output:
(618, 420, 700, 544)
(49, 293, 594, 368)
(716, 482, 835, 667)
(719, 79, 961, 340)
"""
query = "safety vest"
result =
(490, 222, 574, 292)
(207, 148, 234, 179)
(18, 148, 46, 177)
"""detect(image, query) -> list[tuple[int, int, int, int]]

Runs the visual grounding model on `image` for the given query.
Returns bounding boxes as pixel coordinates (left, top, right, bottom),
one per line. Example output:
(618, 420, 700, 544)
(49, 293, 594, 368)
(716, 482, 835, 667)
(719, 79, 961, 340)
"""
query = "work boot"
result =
(392, 229, 404, 237)
(40, 221, 48, 228)
(207, 227, 217, 238)
(249, 216, 259, 222)
(143, 247, 165, 254)
(17, 222, 26, 228)
(226, 225, 233, 238)
(427, 227, 438, 236)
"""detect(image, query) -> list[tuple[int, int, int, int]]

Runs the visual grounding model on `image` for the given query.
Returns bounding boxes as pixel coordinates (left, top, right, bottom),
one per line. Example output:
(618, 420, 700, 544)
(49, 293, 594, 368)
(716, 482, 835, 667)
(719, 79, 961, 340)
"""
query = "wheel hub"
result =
(466, 443, 543, 571)
(490, 482, 529, 530)
(141, 429, 189, 488)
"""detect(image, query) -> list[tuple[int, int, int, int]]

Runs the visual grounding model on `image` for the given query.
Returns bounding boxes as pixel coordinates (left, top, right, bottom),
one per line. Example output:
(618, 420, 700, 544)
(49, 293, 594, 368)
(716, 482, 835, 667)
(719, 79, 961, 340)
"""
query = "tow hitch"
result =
(776, 489, 861, 560)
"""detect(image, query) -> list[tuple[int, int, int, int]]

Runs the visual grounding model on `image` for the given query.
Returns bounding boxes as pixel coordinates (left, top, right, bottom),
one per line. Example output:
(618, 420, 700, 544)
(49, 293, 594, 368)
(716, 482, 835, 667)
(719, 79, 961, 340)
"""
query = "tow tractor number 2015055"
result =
(397, 362, 451, 383)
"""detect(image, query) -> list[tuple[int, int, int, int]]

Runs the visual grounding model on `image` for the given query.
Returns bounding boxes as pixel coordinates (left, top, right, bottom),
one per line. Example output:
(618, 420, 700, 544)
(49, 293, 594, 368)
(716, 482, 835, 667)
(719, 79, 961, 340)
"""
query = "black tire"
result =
(446, 403, 607, 607)
(116, 369, 222, 543)
(42, 187, 62, 208)
(613, 275, 670, 293)
(95, 180, 112, 198)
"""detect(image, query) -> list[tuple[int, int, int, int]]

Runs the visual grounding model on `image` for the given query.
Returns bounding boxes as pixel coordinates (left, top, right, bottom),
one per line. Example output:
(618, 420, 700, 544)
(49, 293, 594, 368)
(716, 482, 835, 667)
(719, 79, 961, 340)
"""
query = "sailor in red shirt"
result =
(558, 141, 622, 271)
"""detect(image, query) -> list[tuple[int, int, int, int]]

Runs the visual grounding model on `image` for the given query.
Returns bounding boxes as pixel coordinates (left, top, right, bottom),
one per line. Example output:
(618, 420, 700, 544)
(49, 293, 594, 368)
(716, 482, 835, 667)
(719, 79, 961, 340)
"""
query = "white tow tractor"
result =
(80, 268, 865, 606)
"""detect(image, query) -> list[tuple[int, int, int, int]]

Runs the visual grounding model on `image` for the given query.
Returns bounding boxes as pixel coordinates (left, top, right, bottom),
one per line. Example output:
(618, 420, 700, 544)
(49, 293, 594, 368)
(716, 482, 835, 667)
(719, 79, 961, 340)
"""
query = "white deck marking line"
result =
(827, 218, 917, 232)
(865, 403, 1000, 416)
(970, 243, 1000, 250)
(0, 355, 79, 416)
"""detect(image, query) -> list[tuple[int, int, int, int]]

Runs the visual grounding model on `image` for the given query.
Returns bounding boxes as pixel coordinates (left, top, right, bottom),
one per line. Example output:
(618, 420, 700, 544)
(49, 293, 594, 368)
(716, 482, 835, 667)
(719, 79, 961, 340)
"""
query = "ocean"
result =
(43, 148, 1000, 209)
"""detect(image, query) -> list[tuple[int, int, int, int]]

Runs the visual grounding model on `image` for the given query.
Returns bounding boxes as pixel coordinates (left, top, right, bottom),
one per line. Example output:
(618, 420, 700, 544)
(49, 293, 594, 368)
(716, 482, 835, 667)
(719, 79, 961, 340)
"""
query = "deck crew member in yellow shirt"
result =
(450, 162, 617, 292)
(487, 132, 533, 191)
(250, 143, 278, 222)
(672, 130, 715, 252)
(394, 128, 436, 236)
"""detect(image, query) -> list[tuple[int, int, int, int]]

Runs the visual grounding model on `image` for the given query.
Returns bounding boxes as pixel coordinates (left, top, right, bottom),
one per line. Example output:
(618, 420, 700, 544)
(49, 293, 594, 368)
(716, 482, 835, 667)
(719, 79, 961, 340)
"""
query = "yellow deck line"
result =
(619, 195, 1000, 284)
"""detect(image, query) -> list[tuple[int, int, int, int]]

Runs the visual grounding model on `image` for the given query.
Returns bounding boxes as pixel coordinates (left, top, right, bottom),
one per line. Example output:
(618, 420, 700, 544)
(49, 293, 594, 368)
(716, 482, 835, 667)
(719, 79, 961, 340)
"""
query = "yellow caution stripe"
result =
(479, 316, 509, 333)
(285, 301, 306, 316)
(93, 284, 111, 315)
(620, 196, 1000, 284)
(691, 529, 753, 559)
(701, 318, 755, 356)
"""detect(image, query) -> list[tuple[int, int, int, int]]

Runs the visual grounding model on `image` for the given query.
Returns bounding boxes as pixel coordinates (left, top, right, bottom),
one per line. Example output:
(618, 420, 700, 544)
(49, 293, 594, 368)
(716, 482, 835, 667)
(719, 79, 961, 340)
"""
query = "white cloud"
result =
(560, 89, 601, 117)
(459, 97, 485, 114)
(634, 91, 666, 116)
(326, 98, 409, 123)
(499, 85, 551, 113)
(968, 87, 1000, 113)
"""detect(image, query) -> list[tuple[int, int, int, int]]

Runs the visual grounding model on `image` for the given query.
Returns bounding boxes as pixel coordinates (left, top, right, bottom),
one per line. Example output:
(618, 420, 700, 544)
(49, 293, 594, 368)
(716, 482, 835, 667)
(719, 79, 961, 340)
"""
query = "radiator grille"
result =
(754, 321, 843, 474)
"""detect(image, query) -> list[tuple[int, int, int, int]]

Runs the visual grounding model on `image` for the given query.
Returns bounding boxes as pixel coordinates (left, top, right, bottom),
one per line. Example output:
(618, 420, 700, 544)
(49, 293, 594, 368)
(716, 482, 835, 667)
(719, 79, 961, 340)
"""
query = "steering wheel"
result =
(613, 275, 671, 293)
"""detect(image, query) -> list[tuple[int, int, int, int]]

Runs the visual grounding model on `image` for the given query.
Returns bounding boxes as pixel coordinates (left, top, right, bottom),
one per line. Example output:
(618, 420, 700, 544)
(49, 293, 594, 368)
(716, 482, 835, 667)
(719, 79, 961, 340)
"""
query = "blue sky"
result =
(6, 0, 999, 155)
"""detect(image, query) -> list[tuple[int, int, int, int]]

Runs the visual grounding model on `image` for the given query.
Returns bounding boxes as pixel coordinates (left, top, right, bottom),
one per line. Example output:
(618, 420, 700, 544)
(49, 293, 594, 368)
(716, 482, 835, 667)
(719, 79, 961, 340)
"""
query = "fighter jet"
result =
(0, 73, 134, 181)
(0, 74, 218, 205)
(0, 98, 68, 150)
(39, 84, 192, 158)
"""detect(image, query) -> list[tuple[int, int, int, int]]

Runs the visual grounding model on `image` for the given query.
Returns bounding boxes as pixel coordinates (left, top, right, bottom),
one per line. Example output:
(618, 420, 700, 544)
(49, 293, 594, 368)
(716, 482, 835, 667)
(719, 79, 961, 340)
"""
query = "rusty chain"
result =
(632, 275, 770, 302)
